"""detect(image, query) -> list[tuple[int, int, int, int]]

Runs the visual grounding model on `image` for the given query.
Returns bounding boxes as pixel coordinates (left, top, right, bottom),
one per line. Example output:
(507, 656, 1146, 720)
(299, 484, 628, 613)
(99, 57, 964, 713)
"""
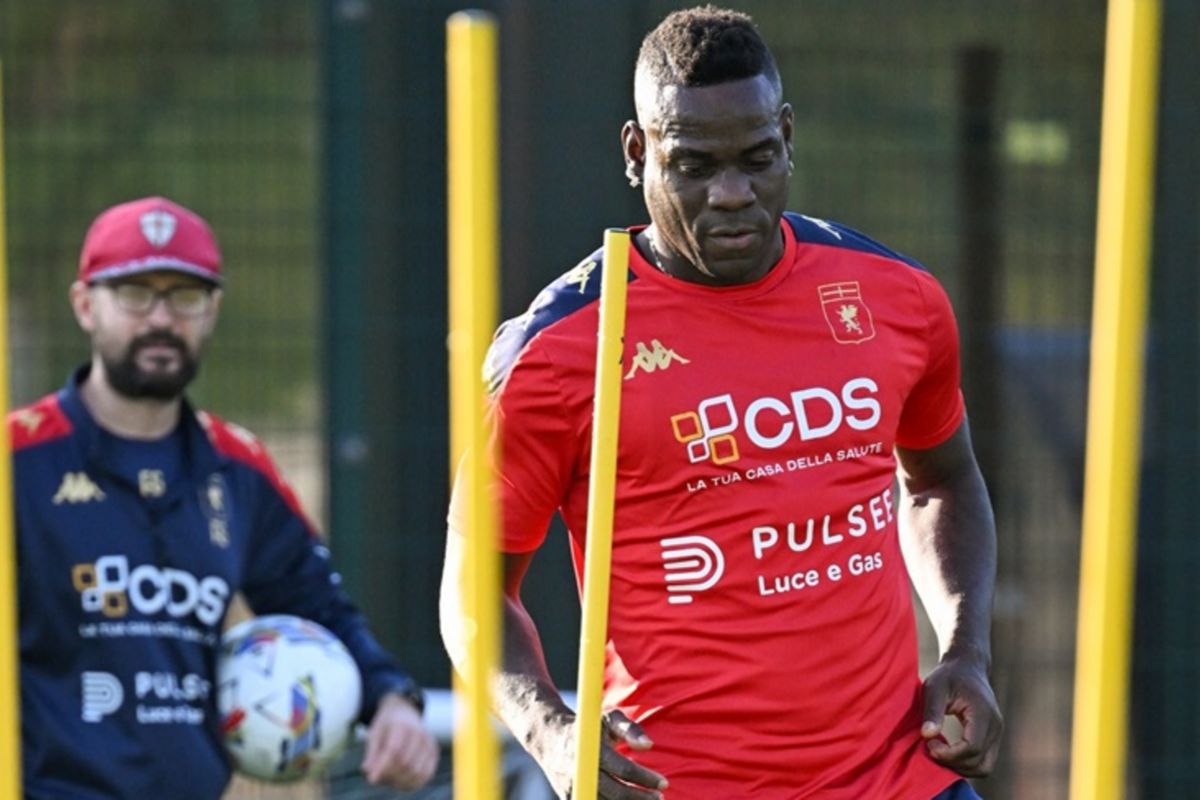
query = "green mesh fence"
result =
(4, 1, 1198, 799)
(0, 0, 320, 474)
(1, 2, 326, 798)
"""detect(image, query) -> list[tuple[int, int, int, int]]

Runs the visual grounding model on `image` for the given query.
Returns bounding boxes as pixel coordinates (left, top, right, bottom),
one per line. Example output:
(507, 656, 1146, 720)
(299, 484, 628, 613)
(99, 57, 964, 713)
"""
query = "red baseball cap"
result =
(78, 196, 223, 285)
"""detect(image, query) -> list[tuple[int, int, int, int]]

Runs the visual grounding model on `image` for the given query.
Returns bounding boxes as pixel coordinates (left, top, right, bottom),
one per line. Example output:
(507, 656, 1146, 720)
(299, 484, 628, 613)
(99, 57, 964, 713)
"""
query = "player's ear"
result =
(621, 120, 646, 186)
(69, 281, 97, 334)
(780, 102, 795, 155)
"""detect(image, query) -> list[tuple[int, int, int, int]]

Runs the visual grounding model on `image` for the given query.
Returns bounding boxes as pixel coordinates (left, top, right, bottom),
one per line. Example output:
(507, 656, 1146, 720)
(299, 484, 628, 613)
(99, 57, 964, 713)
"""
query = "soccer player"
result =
(14, 196, 439, 798)
(440, 5, 1003, 799)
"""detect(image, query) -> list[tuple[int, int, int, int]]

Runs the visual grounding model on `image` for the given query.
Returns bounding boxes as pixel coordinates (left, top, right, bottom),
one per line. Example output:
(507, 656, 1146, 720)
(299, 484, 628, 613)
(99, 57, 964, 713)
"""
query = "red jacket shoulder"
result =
(196, 411, 317, 534)
(8, 395, 73, 452)
(197, 410, 269, 466)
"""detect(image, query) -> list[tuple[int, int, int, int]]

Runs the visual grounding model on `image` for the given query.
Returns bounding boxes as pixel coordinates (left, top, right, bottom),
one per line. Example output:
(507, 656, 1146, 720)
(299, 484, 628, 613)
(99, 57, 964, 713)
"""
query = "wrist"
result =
(494, 679, 574, 759)
(940, 639, 992, 671)
(380, 679, 426, 717)
(523, 706, 576, 767)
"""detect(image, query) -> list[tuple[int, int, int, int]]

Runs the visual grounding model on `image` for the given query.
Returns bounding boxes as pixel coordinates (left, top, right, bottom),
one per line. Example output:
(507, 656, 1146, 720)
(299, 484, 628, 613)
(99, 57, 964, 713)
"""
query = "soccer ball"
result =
(217, 615, 363, 782)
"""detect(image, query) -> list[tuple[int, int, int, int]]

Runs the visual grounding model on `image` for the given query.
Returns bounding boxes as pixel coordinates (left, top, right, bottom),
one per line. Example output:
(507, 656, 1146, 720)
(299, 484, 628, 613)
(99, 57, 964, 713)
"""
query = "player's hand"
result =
(361, 692, 440, 789)
(920, 652, 1003, 777)
(537, 709, 669, 799)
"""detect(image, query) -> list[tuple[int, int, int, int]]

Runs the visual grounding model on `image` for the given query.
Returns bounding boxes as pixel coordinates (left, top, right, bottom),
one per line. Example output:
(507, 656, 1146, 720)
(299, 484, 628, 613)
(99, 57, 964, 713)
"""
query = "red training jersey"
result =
(464, 213, 965, 799)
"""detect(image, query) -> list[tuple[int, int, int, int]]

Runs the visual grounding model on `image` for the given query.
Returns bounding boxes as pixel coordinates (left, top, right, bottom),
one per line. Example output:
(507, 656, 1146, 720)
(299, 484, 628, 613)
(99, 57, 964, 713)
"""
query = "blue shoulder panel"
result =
(485, 246, 636, 394)
(783, 211, 927, 272)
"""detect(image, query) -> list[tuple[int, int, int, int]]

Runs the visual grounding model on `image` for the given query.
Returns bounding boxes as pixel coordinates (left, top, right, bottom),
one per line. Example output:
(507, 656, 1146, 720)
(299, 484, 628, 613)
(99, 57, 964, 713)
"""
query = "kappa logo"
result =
(624, 339, 690, 381)
(140, 209, 177, 248)
(660, 535, 725, 604)
(53, 472, 106, 505)
(13, 408, 45, 435)
(818, 282, 876, 344)
(81, 671, 124, 722)
(563, 259, 598, 294)
(801, 214, 844, 240)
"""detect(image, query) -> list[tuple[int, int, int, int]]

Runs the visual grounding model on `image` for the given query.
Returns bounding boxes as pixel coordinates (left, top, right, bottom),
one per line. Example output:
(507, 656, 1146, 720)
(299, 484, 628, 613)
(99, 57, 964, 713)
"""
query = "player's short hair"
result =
(635, 5, 781, 96)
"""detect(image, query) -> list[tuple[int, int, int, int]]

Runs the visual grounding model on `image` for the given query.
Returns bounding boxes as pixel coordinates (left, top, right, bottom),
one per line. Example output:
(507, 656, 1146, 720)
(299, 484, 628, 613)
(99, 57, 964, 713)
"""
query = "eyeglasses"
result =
(99, 282, 215, 318)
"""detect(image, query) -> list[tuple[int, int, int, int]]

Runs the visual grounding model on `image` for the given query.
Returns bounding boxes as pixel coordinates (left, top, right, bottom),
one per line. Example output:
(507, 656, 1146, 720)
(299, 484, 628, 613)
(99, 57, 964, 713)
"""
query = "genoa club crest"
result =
(818, 281, 875, 344)
(139, 210, 177, 248)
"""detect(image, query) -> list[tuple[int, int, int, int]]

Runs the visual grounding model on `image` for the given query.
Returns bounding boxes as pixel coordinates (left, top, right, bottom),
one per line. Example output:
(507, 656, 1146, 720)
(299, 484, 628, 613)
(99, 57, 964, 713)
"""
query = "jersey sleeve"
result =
(240, 462, 423, 722)
(448, 341, 577, 553)
(894, 270, 966, 450)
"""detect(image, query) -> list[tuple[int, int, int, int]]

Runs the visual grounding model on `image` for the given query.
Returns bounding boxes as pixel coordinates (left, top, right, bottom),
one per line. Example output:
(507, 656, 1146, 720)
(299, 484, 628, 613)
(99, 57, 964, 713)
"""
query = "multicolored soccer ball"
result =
(217, 615, 362, 782)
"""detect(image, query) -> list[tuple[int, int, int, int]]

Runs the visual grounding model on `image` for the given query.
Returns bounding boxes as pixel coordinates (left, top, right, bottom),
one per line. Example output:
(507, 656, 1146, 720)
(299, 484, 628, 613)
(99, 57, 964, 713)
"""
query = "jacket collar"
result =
(56, 365, 226, 479)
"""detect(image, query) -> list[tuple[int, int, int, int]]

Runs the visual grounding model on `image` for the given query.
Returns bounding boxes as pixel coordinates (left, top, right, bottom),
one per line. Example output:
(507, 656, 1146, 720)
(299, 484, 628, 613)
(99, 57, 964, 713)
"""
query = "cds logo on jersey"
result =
(671, 377, 882, 465)
(72, 555, 229, 625)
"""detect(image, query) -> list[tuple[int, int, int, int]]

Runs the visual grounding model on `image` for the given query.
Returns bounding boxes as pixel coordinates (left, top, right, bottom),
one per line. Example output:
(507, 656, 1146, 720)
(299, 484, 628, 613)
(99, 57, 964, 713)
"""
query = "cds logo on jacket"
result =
(73, 555, 230, 625)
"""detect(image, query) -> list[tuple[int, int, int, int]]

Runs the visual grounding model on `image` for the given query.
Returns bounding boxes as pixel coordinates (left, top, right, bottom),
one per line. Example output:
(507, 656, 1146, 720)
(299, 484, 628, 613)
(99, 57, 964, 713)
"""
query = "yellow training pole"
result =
(573, 229, 629, 798)
(0, 60, 22, 799)
(0, 61, 19, 798)
(446, 13, 500, 800)
(1069, 1, 1161, 799)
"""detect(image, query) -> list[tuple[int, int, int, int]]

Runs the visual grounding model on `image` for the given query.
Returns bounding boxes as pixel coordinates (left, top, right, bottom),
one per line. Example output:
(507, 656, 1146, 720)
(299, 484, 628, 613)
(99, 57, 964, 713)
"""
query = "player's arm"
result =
(895, 417, 1003, 777)
(448, 318, 666, 797)
(439, 528, 668, 800)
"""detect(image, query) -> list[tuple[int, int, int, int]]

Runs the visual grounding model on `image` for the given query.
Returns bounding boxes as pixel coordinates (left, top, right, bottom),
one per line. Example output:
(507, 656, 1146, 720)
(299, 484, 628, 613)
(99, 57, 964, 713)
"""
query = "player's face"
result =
(627, 74, 793, 285)
(71, 270, 222, 400)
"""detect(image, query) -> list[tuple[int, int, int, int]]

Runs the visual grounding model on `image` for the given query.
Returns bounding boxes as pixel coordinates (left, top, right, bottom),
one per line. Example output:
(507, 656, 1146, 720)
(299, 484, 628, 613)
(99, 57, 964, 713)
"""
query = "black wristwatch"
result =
(390, 679, 426, 716)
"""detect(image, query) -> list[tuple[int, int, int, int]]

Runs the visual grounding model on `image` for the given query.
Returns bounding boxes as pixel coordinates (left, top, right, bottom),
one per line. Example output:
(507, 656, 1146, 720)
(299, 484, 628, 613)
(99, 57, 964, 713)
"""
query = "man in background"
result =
(442, 6, 1002, 799)
(15, 196, 438, 798)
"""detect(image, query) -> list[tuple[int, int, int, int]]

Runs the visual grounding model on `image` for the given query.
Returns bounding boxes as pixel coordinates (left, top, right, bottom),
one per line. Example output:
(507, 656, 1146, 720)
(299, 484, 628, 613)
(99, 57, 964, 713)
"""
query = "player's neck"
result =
(638, 225, 783, 287)
(80, 364, 182, 440)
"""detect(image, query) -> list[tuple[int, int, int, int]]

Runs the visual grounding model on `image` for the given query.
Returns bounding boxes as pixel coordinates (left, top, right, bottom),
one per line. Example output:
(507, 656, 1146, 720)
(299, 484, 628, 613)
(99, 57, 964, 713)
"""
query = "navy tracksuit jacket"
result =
(14, 370, 421, 799)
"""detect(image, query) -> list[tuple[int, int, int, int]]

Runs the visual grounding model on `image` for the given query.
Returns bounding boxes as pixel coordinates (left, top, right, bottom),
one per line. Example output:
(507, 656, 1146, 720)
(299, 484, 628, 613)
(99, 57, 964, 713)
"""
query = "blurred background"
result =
(1, 1, 1197, 798)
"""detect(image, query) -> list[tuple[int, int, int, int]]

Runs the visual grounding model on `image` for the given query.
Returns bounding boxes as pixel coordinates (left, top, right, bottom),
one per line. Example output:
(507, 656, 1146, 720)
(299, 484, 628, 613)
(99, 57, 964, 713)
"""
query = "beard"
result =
(102, 331, 200, 400)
